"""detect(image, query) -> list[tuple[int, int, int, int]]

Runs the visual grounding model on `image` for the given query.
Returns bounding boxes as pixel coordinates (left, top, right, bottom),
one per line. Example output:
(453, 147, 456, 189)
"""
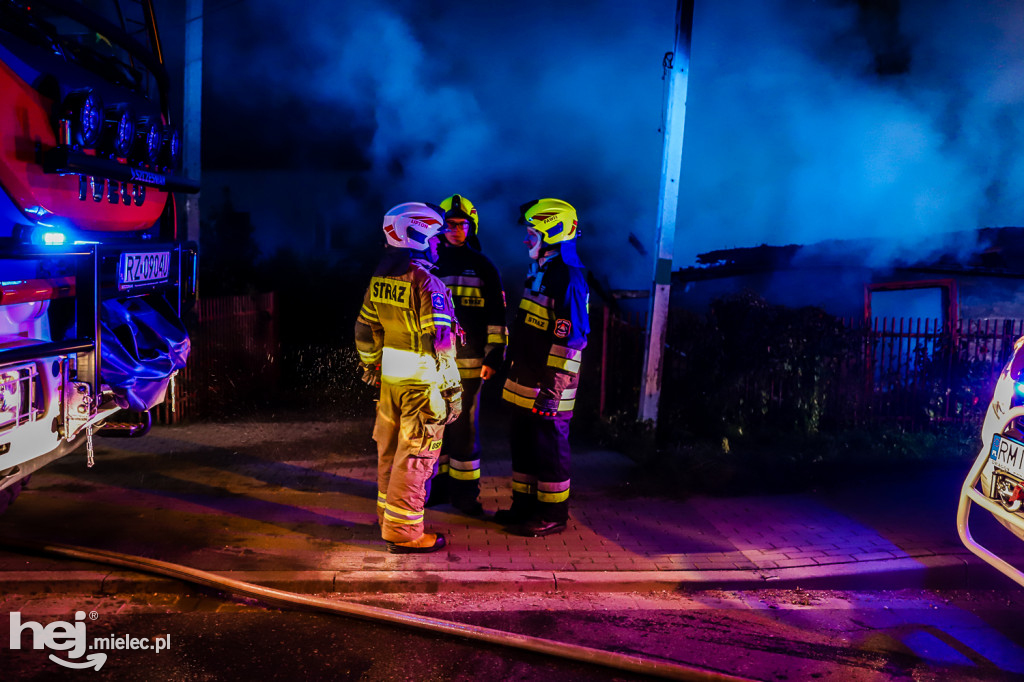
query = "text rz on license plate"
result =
(119, 251, 170, 289)
(990, 433, 1024, 480)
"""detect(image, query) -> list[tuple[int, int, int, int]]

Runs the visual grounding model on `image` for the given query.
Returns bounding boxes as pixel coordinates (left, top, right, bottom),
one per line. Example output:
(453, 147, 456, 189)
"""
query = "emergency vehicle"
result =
(959, 337, 1024, 587)
(0, 0, 198, 512)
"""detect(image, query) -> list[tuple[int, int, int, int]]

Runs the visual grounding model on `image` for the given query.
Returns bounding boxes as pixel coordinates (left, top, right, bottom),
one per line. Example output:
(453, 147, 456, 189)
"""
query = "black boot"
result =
(508, 498, 568, 536)
(451, 477, 485, 517)
(494, 491, 536, 526)
(511, 517, 567, 537)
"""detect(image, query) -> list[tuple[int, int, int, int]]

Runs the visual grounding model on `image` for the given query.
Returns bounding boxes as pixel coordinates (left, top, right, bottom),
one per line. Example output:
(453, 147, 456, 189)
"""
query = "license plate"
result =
(119, 251, 170, 289)
(990, 433, 1024, 480)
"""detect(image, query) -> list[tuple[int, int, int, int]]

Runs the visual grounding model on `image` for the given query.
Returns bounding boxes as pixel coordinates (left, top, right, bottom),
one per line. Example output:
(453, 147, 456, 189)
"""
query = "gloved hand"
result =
(441, 385, 463, 425)
(360, 363, 381, 388)
(532, 393, 559, 419)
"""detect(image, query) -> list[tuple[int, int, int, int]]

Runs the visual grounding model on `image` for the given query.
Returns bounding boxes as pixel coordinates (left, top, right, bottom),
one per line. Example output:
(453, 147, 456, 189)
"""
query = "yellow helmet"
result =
(439, 194, 478, 235)
(519, 198, 578, 245)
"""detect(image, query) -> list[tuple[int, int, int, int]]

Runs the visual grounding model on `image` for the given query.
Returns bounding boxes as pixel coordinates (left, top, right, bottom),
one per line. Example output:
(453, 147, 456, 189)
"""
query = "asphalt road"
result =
(4, 414, 1024, 680)
(4, 588, 1023, 681)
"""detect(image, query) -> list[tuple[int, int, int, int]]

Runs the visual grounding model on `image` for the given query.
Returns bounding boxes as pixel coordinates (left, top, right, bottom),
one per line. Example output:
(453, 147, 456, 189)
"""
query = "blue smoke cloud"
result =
(197, 0, 667, 287)
(193, 0, 1024, 289)
(683, 0, 1024, 270)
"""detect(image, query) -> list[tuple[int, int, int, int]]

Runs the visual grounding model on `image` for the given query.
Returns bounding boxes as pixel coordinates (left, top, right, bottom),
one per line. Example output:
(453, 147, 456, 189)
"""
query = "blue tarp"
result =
(100, 296, 190, 412)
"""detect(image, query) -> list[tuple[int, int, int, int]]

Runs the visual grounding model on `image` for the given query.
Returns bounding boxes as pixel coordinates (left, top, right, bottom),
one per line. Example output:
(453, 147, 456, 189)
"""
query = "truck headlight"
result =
(137, 120, 162, 165)
(67, 91, 104, 148)
(110, 108, 136, 158)
(163, 126, 182, 169)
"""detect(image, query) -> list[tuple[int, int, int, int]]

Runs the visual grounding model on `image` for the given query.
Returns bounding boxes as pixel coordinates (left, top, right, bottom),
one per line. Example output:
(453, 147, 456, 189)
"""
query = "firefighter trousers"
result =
(508, 407, 572, 523)
(439, 376, 483, 506)
(373, 380, 446, 543)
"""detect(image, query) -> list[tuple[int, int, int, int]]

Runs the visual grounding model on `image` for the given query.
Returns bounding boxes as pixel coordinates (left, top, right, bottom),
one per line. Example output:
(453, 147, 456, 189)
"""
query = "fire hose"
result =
(1, 537, 752, 682)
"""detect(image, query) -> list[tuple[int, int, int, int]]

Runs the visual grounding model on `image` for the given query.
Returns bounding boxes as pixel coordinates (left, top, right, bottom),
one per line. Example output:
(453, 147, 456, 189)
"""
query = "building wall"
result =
(958, 276, 1024, 319)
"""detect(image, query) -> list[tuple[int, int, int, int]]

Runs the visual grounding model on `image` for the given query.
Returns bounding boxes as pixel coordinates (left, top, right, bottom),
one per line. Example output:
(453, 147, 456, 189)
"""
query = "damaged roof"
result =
(678, 226, 1024, 282)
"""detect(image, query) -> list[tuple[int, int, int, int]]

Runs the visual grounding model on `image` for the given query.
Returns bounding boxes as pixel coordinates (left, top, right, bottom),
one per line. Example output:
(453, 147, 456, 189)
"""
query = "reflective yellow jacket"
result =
(355, 256, 460, 388)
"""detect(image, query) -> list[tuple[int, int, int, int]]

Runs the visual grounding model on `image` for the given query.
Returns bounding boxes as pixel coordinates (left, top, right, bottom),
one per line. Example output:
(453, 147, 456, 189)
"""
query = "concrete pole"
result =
(184, 0, 203, 245)
(638, 0, 693, 424)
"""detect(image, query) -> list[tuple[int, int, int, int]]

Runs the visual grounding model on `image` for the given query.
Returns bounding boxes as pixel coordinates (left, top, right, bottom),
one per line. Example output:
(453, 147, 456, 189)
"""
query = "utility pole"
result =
(638, 0, 693, 424)
(184, 0, 202, 246)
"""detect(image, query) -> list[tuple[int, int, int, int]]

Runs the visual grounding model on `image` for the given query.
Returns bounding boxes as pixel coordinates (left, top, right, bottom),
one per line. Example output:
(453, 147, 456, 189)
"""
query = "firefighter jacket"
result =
(503, 251, 590, 419)
(355, 251, 460, 390)
(435, 243, 507, 380)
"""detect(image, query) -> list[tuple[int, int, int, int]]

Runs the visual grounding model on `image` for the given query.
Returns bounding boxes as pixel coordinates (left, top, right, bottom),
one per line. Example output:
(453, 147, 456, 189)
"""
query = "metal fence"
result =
(595, 304, 1024, 430)
(864, 317, 1024, 428)
(151, 295, 1023, 430)
(153, 292, 278, 424)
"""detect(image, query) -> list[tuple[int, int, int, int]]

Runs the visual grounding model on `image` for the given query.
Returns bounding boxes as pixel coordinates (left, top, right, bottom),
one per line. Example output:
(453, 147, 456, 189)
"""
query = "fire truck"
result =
(0, 0, 198, 512)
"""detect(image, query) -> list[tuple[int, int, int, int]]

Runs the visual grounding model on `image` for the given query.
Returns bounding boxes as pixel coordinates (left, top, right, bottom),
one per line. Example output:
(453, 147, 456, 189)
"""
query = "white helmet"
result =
(382, 202, 446, 251)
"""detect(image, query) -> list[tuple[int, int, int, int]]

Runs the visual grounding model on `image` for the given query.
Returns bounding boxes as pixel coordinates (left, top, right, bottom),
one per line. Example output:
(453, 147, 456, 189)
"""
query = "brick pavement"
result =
(0, 417, 1022, 593)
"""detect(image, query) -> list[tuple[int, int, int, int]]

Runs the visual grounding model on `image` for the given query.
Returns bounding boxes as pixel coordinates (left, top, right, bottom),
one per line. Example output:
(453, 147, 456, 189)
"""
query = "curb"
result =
(1, 554, 1017, 596)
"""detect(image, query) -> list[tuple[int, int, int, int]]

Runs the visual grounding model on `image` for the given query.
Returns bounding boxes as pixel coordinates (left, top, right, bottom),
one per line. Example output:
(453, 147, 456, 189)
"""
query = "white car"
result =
(959, 336, 1024, 586)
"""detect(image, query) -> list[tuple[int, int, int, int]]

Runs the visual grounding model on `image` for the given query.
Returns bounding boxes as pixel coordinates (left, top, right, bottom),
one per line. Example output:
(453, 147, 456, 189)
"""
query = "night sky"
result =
(159, 0, 1024, 290)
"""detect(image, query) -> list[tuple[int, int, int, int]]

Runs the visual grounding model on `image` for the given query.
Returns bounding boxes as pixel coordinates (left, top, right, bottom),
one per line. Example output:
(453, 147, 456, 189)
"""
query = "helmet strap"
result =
(536, 244, 559, 264)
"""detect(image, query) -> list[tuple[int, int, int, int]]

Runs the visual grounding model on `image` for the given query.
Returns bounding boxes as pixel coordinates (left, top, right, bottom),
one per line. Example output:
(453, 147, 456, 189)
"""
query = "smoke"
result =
(199, 0, 1024, 289)
(682, 0, 1024, 270)
(200, 0, 667, 286)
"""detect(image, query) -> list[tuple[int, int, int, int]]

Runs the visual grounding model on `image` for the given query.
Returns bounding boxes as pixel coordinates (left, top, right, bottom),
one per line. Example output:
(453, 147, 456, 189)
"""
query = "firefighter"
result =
(495, 198, 590, 537)
(430, 194, 507, 517)
(355, 202, 463, 554)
